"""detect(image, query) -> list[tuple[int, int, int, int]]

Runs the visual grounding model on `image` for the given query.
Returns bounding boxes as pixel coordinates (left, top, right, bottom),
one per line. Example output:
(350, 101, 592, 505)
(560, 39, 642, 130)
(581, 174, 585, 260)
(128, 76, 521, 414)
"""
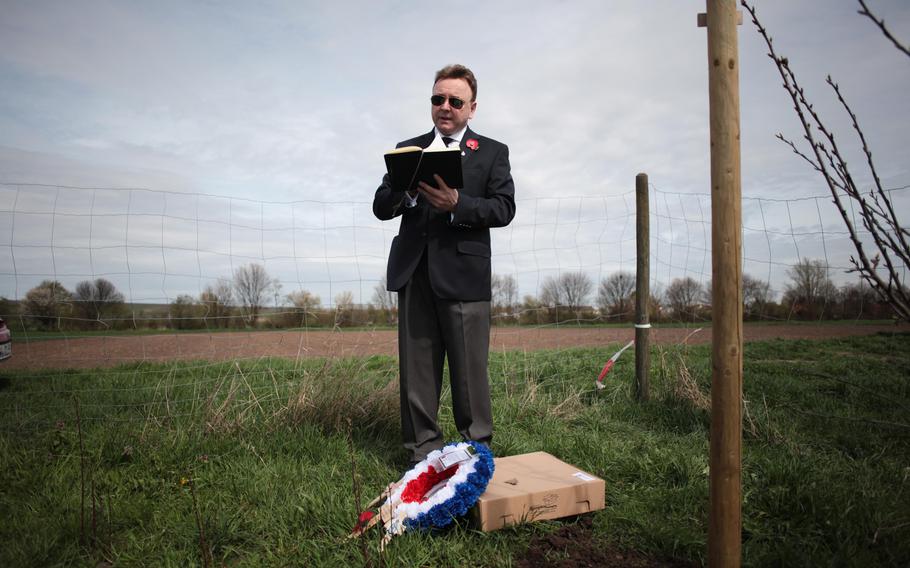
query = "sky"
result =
(0, 0, 908, 307)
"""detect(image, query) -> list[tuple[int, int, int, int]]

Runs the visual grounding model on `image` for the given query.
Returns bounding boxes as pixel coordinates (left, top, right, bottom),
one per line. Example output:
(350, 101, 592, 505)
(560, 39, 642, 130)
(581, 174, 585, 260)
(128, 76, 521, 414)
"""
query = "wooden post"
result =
(701, 2, 744, 566)
(635, 173, 650, 402)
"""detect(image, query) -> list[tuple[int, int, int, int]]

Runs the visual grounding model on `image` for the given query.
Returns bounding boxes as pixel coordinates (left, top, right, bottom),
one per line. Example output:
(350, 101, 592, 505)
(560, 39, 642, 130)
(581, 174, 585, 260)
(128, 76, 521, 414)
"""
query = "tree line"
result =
(0, 258, 897, 332)
(493, 258, 895, 325)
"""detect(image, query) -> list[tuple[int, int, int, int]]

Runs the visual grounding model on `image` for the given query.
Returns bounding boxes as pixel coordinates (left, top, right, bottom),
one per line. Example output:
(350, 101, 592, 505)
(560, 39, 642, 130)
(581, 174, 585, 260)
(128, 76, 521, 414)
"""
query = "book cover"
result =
(384, 145, 463, 193)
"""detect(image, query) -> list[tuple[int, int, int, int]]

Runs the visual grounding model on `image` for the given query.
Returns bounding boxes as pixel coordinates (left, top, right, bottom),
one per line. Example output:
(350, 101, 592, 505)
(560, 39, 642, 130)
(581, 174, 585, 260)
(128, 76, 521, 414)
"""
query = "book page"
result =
(384, 146, 422, 155)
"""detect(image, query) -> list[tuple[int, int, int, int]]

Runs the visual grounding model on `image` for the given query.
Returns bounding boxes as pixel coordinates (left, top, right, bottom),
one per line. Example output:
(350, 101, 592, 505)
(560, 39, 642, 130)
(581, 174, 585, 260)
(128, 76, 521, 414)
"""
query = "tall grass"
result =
(0, 333, 908, 566)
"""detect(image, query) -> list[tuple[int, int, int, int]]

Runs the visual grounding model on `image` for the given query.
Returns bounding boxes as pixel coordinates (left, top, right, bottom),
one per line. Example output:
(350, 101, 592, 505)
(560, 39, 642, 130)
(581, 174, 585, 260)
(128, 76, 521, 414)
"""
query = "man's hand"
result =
(417, 174, 459, 213)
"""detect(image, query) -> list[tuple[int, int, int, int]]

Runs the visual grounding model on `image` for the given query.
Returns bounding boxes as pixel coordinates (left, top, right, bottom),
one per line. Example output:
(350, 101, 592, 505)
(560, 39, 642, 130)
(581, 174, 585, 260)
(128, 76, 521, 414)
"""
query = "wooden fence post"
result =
(702, 1, 744, 566)
(635, 173, 651, 402)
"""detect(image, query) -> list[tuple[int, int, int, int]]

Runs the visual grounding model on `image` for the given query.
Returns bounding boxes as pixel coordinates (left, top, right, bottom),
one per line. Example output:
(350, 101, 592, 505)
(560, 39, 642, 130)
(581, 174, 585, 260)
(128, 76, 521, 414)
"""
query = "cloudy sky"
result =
(0, 0, 907, 306)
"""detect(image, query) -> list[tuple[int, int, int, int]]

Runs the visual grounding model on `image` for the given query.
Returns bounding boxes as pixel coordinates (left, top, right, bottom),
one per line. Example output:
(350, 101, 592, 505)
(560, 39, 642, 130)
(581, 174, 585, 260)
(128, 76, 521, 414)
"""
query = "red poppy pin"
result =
(466, 138, 479, 151)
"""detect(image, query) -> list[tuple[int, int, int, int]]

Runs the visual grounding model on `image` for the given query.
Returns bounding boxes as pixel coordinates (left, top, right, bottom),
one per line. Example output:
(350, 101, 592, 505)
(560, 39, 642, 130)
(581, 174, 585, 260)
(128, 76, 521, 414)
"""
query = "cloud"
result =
(0, 1, 907, 303)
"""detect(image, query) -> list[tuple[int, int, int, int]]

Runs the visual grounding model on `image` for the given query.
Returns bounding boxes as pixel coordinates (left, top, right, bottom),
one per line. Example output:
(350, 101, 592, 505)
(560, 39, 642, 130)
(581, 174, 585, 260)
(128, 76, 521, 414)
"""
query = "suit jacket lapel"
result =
(419, 130, 436, 149)
(460, 127, 476, 166)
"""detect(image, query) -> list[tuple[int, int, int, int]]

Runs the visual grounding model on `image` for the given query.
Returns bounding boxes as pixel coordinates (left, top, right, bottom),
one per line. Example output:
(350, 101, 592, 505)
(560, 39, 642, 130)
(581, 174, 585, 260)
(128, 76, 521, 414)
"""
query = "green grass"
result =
(1, 334, 908, 566)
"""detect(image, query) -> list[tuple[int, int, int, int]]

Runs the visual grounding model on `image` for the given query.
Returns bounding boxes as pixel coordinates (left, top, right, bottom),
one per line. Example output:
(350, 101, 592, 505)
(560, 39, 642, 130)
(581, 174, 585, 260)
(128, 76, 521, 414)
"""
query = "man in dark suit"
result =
(373, 64, 516, 467)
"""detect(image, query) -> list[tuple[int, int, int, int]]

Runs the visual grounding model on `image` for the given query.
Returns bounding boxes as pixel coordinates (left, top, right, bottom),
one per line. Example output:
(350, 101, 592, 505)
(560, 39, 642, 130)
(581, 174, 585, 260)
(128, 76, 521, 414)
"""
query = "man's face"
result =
(431, 78, 476, 136)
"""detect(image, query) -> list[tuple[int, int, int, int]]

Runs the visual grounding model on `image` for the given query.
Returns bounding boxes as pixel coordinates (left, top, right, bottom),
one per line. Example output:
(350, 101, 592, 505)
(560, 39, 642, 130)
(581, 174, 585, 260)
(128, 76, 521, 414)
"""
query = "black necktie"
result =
(442, 136, 455, 147)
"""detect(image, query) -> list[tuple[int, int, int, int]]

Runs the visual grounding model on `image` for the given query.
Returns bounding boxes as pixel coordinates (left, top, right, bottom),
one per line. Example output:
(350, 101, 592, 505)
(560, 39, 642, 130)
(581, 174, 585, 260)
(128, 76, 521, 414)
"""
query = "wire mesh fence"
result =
(0, 180, 906, 433)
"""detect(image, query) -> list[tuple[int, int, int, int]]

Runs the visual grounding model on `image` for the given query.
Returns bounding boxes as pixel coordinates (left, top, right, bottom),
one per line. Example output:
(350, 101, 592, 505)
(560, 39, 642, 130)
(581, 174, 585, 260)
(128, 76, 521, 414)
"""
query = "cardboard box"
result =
(472, 451, 605, 531)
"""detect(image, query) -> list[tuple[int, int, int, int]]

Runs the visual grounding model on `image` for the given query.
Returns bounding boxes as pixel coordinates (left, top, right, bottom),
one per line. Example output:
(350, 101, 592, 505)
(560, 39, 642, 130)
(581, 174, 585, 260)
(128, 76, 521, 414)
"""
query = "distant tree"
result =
(72, 278, 125, 325)
(650, 283, 666, 322)
(539, 272, 593, 322)
(742, 273, 773, 320)
(666, 277, 705, 322)
(200, 280, 234, 328)
(649, 283, 666, 322)
(539, 276, 563, 323)
(492, 274, 519, 312)
(169, 294, 203, 330)
(22, 280, 72, 329)
(333, 291, 355, 328)
(838, 279, 889, 319)
(539, 277, 560, 307)
(370, 277, 397, 325)
(232, 263, 276, 325)
(783, 259, 838, 319)
(519, 294, 543, 325)
(492, 274, 519, 324)
(287, 289, 321, 327)
(0, 297, 15, 320)
(559, 272, 593, 315)
(271, 280, 284, 308)
(596, 271, 635, 321)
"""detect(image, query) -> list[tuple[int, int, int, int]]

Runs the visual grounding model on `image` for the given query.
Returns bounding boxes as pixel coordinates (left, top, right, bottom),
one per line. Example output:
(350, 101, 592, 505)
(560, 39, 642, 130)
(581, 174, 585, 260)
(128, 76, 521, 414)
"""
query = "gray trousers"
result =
(398, 254, 492, 462)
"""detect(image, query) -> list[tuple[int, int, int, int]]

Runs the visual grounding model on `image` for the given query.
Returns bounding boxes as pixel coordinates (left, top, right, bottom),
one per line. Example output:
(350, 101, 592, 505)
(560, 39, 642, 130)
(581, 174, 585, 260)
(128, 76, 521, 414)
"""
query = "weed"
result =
(0, 336, 908, 566)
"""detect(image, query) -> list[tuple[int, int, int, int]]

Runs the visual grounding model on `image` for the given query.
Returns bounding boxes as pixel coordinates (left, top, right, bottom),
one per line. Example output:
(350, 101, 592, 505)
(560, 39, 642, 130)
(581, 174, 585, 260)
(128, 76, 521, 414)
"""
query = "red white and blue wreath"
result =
(351, 441, 494, 547)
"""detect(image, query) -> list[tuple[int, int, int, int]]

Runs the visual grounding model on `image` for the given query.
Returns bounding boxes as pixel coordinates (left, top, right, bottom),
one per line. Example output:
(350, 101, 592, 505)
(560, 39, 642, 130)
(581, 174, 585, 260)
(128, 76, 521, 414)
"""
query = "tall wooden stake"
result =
(635, 173, 650, 401)
(702, 2, 743, 566)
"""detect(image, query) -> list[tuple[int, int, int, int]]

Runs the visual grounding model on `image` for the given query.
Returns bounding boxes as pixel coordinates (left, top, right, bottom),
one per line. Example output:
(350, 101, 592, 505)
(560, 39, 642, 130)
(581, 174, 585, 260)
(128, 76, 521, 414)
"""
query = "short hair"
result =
(434, 64, 477, 101)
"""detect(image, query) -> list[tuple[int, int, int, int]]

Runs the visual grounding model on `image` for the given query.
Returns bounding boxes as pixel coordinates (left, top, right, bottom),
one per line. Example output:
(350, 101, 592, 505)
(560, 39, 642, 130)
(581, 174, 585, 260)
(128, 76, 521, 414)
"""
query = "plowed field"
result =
(3, 323, 901, 370)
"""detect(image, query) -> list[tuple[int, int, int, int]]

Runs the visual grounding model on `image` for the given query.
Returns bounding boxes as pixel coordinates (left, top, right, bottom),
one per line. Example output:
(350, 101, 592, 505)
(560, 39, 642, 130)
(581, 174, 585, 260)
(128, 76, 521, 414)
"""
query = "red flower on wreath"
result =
(401, 465, 459, 503)
(466, 138, 479, 151)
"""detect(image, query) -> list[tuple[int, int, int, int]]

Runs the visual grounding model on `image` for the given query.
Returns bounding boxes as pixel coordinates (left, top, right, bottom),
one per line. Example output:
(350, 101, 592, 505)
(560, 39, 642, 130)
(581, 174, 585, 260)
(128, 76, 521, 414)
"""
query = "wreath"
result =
(351, 441, 494, 547)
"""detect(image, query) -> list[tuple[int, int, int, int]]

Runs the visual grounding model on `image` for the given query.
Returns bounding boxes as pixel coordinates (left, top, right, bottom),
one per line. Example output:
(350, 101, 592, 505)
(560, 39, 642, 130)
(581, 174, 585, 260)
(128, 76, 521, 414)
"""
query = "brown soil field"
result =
(2, 323, 902, 371)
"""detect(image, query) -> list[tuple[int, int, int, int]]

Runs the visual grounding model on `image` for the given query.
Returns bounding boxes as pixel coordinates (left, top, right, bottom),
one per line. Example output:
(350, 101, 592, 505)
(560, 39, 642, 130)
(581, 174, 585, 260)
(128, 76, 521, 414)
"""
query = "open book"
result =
(383, 145, 463, 194)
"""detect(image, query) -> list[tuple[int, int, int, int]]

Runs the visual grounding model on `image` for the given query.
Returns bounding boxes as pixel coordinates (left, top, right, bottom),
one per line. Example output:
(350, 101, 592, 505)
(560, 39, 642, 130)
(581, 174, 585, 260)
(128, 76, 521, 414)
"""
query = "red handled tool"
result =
(596, 340, 634, 389)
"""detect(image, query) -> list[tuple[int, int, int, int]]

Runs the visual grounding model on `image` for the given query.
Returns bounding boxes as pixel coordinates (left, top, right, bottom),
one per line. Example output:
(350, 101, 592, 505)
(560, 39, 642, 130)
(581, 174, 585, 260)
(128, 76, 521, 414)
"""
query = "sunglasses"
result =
(430, 95, 467, 110)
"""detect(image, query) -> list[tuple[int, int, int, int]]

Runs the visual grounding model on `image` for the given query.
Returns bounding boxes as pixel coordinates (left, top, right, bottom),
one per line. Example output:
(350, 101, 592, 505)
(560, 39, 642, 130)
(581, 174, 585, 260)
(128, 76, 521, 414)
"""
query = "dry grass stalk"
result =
(235, 362, 264, 415)
(347, 418, 371, 566)
(284, 360, 398, 435)
(671, 351, 710, 411)
(659, 347, 787, 443)
(141, 379, 167, 435)
(186, 477, 213, 568)
(74, 396, 86, 544)
(517, 371, 541, 410)
(742, 396, 760, 439)
(548, 387, 584, 420)
(204, 374, 242, 434)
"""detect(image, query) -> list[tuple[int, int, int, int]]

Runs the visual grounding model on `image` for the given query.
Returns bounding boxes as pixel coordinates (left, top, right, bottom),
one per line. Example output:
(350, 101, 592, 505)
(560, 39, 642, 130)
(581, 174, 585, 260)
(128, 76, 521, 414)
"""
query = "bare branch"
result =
(741, 0, 910, 321)
(776, 134, 822, 173)
(858, 0, 910, 58)
(828, 76, 910, 259)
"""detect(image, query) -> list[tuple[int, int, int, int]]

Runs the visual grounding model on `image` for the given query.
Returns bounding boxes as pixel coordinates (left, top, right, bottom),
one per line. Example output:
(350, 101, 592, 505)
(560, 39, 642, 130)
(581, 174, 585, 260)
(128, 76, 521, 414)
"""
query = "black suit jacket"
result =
(373, 127, 516, 301)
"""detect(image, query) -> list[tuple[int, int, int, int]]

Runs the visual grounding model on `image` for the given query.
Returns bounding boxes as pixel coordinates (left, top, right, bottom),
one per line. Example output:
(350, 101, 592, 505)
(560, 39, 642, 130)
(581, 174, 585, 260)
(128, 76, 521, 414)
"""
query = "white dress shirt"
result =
(404, 126, 467, 209)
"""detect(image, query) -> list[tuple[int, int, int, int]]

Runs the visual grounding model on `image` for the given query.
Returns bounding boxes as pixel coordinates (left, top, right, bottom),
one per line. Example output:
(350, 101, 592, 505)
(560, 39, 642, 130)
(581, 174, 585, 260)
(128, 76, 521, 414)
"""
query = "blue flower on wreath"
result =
(386, 441, 494, 534)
